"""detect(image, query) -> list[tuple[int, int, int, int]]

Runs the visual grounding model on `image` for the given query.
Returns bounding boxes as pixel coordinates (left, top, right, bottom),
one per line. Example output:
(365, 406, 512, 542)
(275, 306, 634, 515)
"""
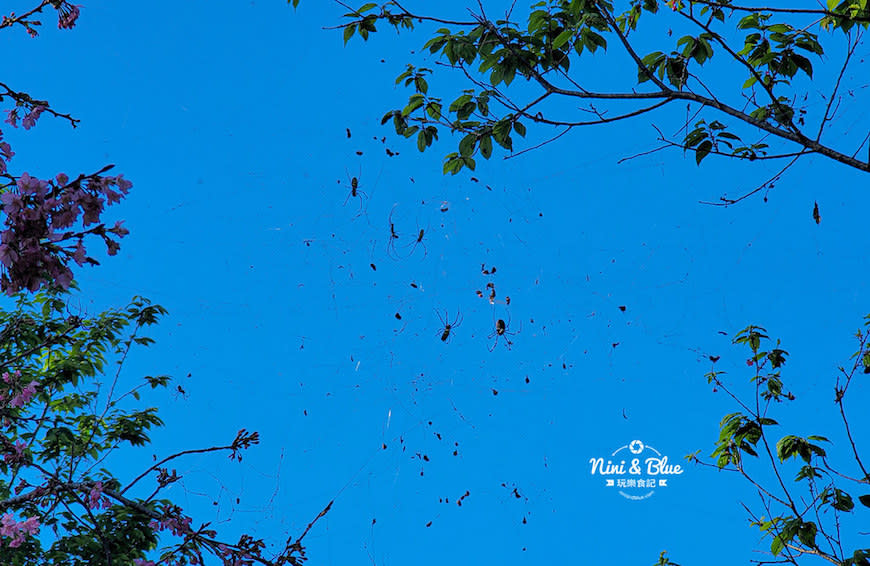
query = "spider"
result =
(386, 205, 402, 259)
(341, 168, 368, 217)
(173, 384, 189, 400)
(63, 301, 86, 328)
(436, 309, 463, 343)
(488, 313, 520, 351)
(402, 220, 429, 259)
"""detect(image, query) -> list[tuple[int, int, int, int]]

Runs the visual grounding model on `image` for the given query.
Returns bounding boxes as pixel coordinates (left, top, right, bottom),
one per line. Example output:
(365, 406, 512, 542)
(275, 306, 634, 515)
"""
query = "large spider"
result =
(488, 313, 520, 351)
(436, 309, 463, 343)
(341, 168, 368, 217)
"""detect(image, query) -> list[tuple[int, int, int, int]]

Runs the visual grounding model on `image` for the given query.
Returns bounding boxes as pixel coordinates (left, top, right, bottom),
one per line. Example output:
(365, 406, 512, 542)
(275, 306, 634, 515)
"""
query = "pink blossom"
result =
(0, 169, 131, 294)
(17, 172, 49, 197)
(106, 239, 120, 256)
(3, 440, 26, 464)
(0, 129, 13, 176)
(87, 481, 106, 509)
(72, 240, 86, 266)
(149, 509, 194, 536)
(57, 3, 81, 29)
(0, 191, 23, 215)
(110, 220, 129, 237)
(21, 106, 46, 130)
(9, 381, 37, 408)
(0, 513, 40, 548)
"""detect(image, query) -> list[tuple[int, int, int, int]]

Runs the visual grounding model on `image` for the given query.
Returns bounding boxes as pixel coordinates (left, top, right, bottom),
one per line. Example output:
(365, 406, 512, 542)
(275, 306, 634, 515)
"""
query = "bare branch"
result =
(700, 153, 802, 206)
(816, 29, 861, 142)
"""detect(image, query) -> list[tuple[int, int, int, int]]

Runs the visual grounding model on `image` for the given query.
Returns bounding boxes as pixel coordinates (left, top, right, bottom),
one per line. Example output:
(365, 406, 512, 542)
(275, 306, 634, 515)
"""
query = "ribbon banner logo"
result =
(589, 440, 684, 500)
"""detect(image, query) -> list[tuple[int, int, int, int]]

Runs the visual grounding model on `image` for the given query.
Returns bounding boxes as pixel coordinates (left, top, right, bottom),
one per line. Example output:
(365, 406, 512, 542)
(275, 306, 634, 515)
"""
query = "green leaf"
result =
(777, 435, 818, 463)
(846, 549, 870, 566)
(424, 36, 447, 53)
(665, 57, 687, 88)
(391, 113, 407, 135)
(798, 522, 817, 548)
(458, 101, 477, 120)
(490, 65, 504, 86)
(859, 494, 870, 508)
(343, 24, 356, 44)
(443, 153, 462, 175)
(750, 106, 771, 122)
(426, 102, 442, 120)
(492, 119, 513, 150)
(479, 135, 493, 159)
(395, 67, 413, 85)
(684, 126, 707, 147)
(767, 23, 792, 33)
(832, 489, 855, 511)
(459, 134, 476, 157)
(477, 93, 490, 116)
(791, 53, 813, 78)
(514, 121, 526, 137)
(771, 535, 784, 556)
(358, 16, 376, 38)
(695, 140, 713, 164)
(402, 94, 424, 117)
(642, 51, 665, 65)
(795, 465, 822, 482)
(738, 13, 762, 29)
(795, 37, 824, 55)
(638, 51, 665, 83)
(553, 28, 575, 49)
(449, 94, 473, 113)
(676, 35, 694, 48)
(585, 31, 607, 52)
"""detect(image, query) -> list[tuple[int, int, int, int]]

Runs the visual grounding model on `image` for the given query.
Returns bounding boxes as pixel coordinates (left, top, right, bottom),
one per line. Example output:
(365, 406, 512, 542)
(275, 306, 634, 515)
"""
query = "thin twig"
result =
(699, 152, 803, 205)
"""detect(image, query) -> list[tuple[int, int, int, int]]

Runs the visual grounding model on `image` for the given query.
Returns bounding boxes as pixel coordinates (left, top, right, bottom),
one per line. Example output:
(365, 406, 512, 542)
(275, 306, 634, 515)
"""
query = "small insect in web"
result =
(340, 167, 368, 217)
(436, 309, 463, 343)
(488, 313, 521, 351)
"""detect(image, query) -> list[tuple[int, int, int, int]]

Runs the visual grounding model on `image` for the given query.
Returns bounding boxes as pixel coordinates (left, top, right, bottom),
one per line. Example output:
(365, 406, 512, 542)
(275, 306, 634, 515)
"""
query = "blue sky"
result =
(3, 0, 870, 564)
